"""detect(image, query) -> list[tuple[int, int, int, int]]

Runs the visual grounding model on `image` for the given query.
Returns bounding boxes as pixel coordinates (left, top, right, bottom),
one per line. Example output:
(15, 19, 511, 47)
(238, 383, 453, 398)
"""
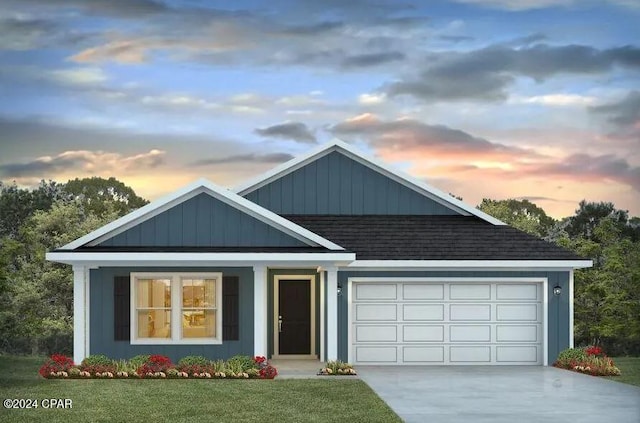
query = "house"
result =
(46, 139, 592, 366)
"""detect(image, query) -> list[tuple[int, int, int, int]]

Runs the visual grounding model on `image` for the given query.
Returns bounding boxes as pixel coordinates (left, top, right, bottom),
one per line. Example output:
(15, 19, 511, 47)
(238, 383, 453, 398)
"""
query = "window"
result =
(131, 272, 222, 344)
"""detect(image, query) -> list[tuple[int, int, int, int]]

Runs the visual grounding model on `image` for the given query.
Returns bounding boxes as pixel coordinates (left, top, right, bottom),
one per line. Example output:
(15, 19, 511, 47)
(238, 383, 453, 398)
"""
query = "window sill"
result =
(130, 339, 223, 345)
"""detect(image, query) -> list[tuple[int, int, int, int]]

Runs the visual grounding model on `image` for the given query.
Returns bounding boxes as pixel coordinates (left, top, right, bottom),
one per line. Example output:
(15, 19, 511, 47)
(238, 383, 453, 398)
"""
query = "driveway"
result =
(358, 366, 640, 423)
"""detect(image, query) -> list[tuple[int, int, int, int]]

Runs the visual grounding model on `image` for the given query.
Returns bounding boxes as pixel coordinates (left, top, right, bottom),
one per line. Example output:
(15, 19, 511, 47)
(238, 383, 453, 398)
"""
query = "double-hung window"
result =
(131, 272, 222, 344)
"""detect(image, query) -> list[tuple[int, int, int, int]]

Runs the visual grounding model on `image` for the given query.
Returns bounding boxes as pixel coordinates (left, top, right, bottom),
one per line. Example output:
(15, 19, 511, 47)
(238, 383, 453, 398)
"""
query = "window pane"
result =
(182, 278, 216, 307)
(137, 310, 171, 338)
(182, 310, 216, 338)
(137, 279, 171, 308)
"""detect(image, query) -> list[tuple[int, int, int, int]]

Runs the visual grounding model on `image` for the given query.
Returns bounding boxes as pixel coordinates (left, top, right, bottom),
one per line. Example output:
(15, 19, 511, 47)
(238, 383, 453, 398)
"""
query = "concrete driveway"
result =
(358, 366, 640, 423)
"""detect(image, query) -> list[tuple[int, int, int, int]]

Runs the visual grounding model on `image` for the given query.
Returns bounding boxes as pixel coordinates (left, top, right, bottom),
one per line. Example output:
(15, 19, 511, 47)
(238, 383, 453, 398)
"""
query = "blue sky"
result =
(0, 0, 638, 217)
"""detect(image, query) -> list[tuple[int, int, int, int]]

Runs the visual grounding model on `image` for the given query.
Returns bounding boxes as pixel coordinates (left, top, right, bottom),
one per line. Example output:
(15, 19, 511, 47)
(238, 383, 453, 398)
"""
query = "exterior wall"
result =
(337, 270, 570, 364)
(244, 151, 459, 215)
(267, 268, 320, 358)
(99, 193, 307, 247)
(90, 266, 254, 362)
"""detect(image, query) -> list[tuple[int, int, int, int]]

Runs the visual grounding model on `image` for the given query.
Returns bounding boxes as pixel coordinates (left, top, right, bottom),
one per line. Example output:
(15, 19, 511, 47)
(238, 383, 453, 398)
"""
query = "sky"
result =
(0, 0, 639, 218)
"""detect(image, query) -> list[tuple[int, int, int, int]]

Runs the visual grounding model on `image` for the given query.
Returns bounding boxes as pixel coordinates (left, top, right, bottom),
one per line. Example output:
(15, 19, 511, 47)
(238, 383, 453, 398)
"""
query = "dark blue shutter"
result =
(222, 276, 239, 341)
(114, 276, 130, 341)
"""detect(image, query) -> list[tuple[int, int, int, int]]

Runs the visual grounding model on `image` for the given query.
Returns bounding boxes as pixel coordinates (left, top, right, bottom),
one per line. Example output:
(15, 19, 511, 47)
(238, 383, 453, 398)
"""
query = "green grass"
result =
(0, 355, 400, 423)
(606, 357, 640, 387)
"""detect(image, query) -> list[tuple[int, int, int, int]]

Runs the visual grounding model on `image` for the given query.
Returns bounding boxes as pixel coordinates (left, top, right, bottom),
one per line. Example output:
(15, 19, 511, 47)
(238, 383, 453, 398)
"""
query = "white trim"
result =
(130, 272, 223, 345)
(84, 267, 90, 358)
(343, 260, 593, 270)
(46, 251, 356, 266)
(253, 265, 268, 357)
(234, 138, 505, 225)
(60, 178, 344, 251)
(326, 267, 338, 361)
(347, 277, 549, 366)
(273, 274, 316, 358)
(319, 270, 325, 362)
(569, 270, 574, 348)
(72, 266, 87, 364)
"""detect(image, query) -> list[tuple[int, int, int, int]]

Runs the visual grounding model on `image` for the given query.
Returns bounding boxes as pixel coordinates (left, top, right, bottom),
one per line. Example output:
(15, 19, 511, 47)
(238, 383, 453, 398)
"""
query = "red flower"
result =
(39, 354, 75, 378)
(254, 356, 266, 364)
(585, 346, 604, 357)
(259, 365, 278, 379)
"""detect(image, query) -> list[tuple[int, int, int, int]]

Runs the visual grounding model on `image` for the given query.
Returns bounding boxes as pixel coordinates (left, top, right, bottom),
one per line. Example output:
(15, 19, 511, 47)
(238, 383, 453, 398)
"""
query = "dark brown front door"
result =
(278, 280, 311, 354)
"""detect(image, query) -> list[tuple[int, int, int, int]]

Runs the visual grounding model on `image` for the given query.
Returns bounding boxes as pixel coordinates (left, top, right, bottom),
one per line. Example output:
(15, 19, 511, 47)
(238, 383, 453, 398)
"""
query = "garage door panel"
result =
(496, 304, 538, 321)
(497, 346, 538, 363)
(450, 284, 491, 300)
(352, 281, 544, 365)
(450, 304, 491, 321)
(496, 284, 538, 300)
(403, 284, 444, 300)
(355, 284, 397, 300)
(356, 346, 397, 363)
(355, 304, 397, 321)
(496, 325, 539, 342)
(356, 325, 397, 342)
(403, 304, 444, 321)
(450, 346, 491, 362)
(403, 325, 444, 342)
(403, 346, 444, 363)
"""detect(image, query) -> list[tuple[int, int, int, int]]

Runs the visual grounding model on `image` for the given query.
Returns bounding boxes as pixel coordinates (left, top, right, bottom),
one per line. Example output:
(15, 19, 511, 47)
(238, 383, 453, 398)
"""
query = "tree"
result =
(565, 200, 638, 241)
(477, 198, 555, 238)
(64, 176, 148, 216)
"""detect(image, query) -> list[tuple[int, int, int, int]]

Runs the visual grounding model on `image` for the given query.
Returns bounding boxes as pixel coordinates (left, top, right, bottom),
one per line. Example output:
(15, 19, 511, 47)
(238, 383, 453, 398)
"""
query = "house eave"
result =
(342, 259, 593, 271)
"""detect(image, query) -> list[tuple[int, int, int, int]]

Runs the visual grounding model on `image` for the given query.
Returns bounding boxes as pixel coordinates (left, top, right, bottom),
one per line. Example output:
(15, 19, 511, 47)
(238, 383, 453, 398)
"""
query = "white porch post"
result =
(319, 269, 325, 362)
(253, 265, 268, 357)
(72, 265, 87, 364)
(326, 266, 338, 361)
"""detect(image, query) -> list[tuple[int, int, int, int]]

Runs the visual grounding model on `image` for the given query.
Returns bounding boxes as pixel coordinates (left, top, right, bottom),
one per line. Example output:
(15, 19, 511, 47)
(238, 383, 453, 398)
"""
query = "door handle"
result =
(278, 315, 283, 333)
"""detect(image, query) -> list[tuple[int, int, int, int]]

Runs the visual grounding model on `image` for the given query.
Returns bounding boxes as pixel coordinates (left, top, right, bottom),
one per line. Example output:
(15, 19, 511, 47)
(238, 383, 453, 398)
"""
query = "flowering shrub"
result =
(39, 354, 75, 378)
(554, 346, 620, 376)
(318, 360, 357, 376)
(259, 365, 278, 379)
(137, 355, 173, 377)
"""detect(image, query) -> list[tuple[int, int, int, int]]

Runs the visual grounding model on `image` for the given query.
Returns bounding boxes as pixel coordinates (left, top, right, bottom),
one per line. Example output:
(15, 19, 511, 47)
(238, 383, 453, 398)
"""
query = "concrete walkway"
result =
(358, 366, 640, 423)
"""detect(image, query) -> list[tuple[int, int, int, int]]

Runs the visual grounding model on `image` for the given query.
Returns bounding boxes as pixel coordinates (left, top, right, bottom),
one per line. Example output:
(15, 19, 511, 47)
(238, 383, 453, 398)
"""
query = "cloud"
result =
(0, 149, 165, 178)
(255, 122, 317, 143)
(386, 44, 640, 102)
(438, 35, 475, 43)
(591, 90, 640, 126)
(13, 0, 168, 18)
(341, 51, 406, 68)
(49, 67, 109, 86)
(281, 21, 344, 35)
(191, 153, 294, 167)
(0, 16, 58, 50)
(514, 93, 597, 106)
(329, 114, 542, 161)
(452, 0, 639, 10)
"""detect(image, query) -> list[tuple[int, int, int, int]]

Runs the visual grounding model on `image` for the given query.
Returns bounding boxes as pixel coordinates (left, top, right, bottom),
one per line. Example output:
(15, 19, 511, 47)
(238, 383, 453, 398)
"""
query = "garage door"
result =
(351, 281, 544, 365)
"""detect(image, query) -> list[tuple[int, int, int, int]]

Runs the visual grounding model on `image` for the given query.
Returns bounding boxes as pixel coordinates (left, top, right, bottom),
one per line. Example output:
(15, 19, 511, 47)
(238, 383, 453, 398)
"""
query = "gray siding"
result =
(90, 266, 254, 362)
(244, 151, 460, 215)
(98, 193, 307, 247)
(337, 270, 570, 364)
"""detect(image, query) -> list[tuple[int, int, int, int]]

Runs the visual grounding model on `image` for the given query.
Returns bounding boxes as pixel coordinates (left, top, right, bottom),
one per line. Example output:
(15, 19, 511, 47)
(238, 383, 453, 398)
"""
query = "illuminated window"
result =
(131, 273, 222, 344)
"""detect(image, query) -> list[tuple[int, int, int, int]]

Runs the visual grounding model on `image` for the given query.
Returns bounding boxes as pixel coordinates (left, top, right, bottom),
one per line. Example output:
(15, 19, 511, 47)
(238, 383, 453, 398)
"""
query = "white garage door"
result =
(351, 281, 544, 365)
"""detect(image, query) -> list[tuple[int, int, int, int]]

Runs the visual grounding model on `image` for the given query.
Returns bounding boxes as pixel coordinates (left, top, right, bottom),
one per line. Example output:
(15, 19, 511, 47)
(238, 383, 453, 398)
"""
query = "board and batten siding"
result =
(98, 193, 307, 247)
(337, 270, 570, 364)
(244, 151, 460, 215)
(89, 266, 254, 362)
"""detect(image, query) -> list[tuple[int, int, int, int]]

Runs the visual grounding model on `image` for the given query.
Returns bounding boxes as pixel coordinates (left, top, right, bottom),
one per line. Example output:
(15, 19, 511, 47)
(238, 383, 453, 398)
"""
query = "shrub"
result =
(259, 365, 278, 379)
(80, 354, 116, 373)
(137, 354, 173, 377)
(554, 348, 587, 369)
(319, 360, 357, 376)
(554, 346, 620, 376)
(227, 355, 257, 372)
(129, 354, 150, 370)
(177, 356, 209, 368)
(39, 354, 75, 378)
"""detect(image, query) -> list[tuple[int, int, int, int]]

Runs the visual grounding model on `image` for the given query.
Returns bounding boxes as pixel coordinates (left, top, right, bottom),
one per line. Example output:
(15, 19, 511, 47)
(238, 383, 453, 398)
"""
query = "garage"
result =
(350, 279, 546, 365)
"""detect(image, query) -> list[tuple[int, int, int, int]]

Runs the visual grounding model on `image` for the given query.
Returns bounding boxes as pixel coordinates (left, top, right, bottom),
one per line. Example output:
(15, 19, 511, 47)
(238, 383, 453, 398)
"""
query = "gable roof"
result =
(234, 139, 505, 225)
(59, 178, 344, 251)
(284, 215, 587, 261)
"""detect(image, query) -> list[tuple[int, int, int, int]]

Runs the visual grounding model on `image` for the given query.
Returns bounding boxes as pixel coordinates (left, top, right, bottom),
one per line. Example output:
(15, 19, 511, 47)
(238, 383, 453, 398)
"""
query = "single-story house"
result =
(47, 139, 592, 366)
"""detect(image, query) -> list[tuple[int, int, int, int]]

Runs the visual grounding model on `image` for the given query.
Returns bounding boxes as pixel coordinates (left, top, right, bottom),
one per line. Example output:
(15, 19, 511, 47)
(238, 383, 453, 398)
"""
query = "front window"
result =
(131, 273, 222, 344)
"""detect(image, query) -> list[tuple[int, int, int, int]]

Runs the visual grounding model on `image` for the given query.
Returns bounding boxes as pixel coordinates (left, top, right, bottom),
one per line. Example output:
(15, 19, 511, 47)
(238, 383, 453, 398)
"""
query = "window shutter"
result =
(222, 276, 239, 341)
(114, 276, 130, 341)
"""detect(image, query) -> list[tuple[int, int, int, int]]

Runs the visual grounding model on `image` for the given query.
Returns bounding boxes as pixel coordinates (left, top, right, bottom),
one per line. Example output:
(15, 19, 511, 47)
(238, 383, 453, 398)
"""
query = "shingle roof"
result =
(283, 215, 584, 261)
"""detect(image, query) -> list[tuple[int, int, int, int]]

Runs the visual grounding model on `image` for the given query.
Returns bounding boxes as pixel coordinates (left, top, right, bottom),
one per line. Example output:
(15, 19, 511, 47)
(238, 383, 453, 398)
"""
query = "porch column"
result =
(253, 265, 268, 357)
(326, 266, 338, 361)
(72, 265, 87, 364)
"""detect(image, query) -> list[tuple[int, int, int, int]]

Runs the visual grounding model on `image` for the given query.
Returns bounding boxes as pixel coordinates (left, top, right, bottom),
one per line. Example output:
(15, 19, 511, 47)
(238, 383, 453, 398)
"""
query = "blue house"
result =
(47, 140, 591, 366)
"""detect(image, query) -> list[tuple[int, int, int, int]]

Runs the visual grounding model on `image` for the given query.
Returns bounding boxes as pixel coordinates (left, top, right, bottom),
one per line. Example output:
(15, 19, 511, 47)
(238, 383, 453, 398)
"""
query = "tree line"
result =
(0, 178, 638, 356)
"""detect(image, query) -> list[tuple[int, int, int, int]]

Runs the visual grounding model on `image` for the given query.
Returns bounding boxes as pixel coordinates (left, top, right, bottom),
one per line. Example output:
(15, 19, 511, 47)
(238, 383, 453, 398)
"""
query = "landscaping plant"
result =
(554, 346, 621, 376)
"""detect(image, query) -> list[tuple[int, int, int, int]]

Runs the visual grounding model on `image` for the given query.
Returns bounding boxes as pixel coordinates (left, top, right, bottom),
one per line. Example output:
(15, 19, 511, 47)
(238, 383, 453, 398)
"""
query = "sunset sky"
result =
(1, 0, 639, 218)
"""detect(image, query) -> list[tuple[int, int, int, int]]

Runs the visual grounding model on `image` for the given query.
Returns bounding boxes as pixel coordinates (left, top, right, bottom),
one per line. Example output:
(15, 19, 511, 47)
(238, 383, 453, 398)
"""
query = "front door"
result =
(278, 280, 311, 355)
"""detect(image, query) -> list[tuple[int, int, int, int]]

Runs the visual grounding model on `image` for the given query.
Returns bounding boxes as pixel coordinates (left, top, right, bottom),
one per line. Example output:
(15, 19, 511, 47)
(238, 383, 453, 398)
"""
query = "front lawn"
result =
(0, 355, 400, 423)
(606, 357, 640, 387)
